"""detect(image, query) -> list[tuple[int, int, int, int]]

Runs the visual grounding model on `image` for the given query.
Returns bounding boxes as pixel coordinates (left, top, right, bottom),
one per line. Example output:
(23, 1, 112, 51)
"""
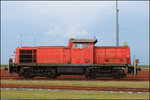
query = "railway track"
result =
(1, 76, 149, 81)
(1, 84, 149, 93)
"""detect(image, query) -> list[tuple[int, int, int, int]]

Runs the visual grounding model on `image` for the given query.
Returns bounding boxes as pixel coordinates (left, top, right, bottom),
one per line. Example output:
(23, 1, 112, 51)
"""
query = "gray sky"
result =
(1, 1, 149, 65)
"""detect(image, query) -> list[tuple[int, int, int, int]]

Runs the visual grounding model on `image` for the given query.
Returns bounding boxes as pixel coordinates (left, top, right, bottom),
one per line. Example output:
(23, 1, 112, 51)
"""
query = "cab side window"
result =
(85, 43, 89, 48)
(74, 43, 83, 48)
(74, 43, 78, 48)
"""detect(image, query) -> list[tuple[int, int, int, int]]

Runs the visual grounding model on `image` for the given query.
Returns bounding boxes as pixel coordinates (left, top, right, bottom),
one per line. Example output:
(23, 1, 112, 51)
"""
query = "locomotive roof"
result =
(69, 38, 97, 43)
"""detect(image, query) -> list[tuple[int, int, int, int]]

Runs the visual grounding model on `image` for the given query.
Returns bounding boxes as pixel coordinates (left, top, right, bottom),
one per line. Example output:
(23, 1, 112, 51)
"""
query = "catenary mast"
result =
(116, 0, 119, 46)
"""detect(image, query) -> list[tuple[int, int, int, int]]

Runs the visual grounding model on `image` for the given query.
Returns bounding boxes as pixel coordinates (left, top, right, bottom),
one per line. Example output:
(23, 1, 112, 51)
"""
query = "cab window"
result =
(85, 43, 89, 48)
(74, 43, 83, 48)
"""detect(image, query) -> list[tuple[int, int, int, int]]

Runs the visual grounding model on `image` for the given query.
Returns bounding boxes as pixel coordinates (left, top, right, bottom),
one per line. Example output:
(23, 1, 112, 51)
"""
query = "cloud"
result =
(65, 27, 91, 38)
(45, 27, 64, 36)
(45, 26, 91, 38)
(77, 30, 91, 37)
(36, 2, 115, 39)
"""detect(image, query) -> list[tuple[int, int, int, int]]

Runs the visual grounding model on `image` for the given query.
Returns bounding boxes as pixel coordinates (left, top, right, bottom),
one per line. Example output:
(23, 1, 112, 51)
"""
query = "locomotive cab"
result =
(69, 38, 97, 64)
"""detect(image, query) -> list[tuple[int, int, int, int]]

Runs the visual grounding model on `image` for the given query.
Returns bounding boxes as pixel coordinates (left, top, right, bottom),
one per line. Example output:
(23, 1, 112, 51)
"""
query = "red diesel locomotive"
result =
(9, 38, 141, 79)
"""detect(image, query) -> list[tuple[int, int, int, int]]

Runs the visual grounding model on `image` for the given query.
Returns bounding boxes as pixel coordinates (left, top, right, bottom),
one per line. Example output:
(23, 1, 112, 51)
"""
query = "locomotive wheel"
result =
(47, 68, 57, 79)
(24, 73, 34, 78)
(19, 68, 24, 77)
(23, 68, 34, 78)
(85, 75, 96, 79)
(85, 68, 97, 79)
(88, 76, 97, 79)
(113, 69, 125, 79)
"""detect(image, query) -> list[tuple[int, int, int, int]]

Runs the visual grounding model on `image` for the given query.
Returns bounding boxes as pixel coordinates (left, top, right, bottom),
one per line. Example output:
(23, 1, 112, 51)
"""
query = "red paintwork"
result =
(36, 47, 71, 64)
(94, 47, 131, 64)
(14, 39, 131, 64)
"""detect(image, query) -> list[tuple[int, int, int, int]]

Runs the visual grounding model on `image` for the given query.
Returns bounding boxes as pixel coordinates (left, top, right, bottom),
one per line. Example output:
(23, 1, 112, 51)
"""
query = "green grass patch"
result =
(1, 80, 149, 88)
(0, 65, 8, 68)
(1, 89, 149, 99)
(138, 65, 149, 69)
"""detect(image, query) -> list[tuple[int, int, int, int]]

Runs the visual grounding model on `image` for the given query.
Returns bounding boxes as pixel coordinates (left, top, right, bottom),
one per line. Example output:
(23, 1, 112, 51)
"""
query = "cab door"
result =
(71, 42, 94, 64)
(71, 43, 84, 64)
(83, 43, 93, 64)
